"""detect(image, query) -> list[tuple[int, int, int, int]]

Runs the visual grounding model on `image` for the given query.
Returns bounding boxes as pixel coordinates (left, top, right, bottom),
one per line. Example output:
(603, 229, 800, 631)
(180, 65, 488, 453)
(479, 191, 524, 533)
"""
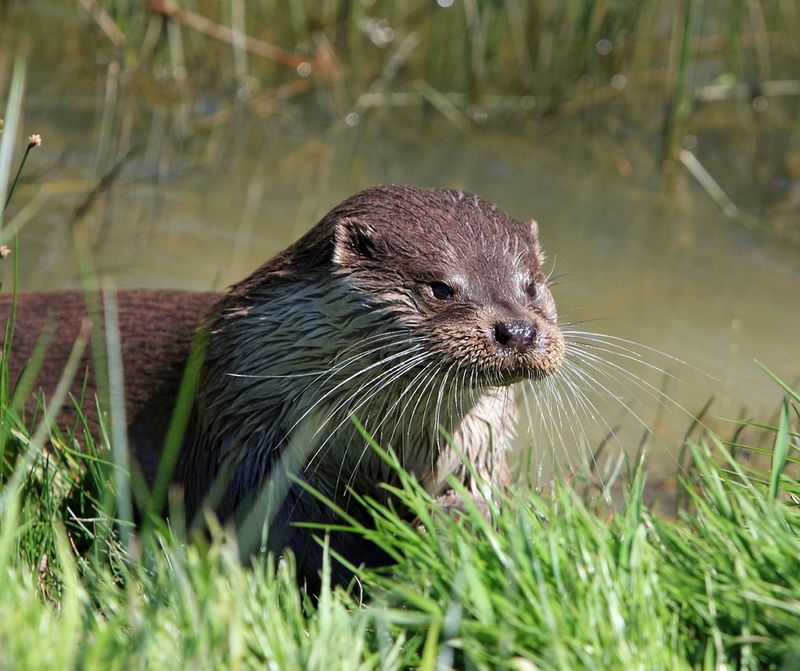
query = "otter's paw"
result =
(434, 489, 492, 521)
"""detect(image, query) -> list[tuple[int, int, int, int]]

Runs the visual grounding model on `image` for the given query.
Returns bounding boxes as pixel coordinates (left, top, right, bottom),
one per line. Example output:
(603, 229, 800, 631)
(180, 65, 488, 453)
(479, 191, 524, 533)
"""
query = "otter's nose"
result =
(493, 320, 536, 352)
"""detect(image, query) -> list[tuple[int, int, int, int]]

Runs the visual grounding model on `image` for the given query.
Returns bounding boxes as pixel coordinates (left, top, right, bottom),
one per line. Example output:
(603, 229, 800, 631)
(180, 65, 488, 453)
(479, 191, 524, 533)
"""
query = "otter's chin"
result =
(494, 341, 565, 385)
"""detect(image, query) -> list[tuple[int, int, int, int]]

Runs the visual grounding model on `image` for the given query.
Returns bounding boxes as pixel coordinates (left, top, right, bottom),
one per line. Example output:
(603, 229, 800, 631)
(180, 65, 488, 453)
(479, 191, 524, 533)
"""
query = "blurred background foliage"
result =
(1, 0, 798, 238)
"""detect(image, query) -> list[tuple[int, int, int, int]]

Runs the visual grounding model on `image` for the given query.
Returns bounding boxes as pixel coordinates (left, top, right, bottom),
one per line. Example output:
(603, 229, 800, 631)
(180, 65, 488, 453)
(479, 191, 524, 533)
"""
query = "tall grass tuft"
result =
(1, 351, 798, 667)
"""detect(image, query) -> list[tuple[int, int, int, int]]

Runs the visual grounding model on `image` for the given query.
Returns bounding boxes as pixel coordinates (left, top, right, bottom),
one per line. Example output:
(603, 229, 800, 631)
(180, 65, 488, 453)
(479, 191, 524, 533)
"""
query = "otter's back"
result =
(0, 290, 220, 453)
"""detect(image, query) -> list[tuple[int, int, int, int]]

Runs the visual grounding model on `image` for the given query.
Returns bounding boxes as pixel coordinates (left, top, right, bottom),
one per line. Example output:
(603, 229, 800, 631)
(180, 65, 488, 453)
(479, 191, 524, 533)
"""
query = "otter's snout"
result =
(492, 319, 536, 352)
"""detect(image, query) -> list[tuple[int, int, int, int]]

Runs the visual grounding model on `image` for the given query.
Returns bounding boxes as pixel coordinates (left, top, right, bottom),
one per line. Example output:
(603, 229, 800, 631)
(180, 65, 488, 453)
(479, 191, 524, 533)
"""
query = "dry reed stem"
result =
(77, 0, 125, 48)
(147, 1, 308, 70)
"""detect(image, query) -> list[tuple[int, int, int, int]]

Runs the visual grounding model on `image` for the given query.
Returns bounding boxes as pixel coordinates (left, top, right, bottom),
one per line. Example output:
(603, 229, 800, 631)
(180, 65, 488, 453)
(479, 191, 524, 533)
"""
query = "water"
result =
(3, 3, 799, 499)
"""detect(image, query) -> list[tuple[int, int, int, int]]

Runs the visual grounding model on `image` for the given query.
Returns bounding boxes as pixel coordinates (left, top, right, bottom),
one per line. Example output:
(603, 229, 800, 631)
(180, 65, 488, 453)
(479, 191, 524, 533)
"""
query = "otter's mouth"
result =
(459, 352, 559, 388)
(492, 364, 550, 386)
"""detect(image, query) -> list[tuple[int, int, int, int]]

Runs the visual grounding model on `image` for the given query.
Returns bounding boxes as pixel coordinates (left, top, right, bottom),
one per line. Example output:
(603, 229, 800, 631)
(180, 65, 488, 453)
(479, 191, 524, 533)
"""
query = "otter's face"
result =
(331, 186, 565, 387)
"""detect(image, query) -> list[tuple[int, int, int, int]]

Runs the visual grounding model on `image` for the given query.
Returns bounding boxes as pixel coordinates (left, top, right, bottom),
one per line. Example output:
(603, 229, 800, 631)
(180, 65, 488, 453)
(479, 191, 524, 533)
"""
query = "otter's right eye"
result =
(429, 282, 454, 300)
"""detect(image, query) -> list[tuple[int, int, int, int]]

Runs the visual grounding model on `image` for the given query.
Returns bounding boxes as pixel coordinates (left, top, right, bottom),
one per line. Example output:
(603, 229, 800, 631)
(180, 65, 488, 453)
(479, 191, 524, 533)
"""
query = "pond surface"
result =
(3, 4, 799, 503)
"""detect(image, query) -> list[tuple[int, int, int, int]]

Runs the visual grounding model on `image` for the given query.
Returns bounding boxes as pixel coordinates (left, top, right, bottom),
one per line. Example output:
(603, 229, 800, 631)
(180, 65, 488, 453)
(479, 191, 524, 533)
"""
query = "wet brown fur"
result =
(1, 185, 564, 586)
(0, 291, 218, 439)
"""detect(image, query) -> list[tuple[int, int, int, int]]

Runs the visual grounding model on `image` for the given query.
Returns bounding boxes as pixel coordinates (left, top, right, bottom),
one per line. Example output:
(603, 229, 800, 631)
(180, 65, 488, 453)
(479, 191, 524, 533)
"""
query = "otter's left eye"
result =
(525, 281, 539, 300)
(429, 282, 454, 300)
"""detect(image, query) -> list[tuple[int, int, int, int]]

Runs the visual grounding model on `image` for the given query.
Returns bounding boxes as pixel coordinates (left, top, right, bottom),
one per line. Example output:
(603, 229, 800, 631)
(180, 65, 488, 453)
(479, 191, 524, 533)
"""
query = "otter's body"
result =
(2, 185, 564, 584)
(0, 291, 216, 434)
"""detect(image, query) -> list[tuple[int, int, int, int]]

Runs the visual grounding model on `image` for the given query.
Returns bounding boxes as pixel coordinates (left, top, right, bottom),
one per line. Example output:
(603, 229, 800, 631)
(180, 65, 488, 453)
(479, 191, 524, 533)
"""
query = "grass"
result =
(1, 371, 799, 669)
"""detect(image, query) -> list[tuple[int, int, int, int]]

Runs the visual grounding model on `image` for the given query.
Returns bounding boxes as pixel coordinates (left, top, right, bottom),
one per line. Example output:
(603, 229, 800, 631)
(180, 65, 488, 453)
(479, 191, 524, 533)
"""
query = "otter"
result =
(1, 185, 565, 585)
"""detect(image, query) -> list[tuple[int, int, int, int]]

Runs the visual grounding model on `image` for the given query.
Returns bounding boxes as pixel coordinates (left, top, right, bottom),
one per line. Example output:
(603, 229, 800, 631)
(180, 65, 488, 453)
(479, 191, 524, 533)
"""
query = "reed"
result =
(4, 1, 795, 234)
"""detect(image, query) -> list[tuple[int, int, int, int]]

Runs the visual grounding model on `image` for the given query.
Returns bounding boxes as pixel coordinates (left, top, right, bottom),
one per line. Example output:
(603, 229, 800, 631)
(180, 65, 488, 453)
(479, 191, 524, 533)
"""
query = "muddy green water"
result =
(3, 5, 799, 496)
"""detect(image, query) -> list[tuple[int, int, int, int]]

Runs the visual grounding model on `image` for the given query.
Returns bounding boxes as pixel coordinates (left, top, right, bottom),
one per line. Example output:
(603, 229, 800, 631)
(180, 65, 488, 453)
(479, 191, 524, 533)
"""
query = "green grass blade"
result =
(102, 286, 133, 553)
(769, 400, 791, 499)
(757, 361, 800, 405)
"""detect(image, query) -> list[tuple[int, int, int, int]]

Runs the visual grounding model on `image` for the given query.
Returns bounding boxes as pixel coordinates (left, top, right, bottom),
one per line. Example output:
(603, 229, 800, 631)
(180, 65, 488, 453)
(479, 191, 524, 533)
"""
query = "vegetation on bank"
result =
(0, 363, 799, 669)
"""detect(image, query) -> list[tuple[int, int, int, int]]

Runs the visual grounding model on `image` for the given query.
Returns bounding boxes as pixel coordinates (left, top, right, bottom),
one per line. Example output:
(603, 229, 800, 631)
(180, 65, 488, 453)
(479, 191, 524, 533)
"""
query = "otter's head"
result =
(320, 185, 565, 387)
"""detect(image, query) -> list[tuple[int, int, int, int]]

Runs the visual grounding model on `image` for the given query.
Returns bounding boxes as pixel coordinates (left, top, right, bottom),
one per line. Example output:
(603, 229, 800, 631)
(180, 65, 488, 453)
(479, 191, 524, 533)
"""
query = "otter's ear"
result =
(332, 218, 377, 266)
